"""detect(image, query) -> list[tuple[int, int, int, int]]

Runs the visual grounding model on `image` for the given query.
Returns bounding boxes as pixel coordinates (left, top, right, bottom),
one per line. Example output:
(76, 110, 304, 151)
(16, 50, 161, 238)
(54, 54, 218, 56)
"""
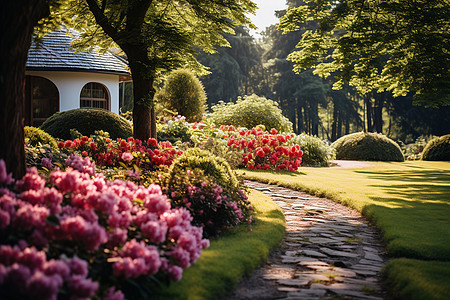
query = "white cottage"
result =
(25, 30, 131, 126)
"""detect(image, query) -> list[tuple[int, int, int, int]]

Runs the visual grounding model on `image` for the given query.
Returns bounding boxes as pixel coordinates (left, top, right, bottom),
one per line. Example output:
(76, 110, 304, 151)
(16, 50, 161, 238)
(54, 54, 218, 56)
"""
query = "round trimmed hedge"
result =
(24, 126, 58, 148)
(421, 134, 450, 161)
(332, 132, 404, 162)
(40, 108, 133, 141)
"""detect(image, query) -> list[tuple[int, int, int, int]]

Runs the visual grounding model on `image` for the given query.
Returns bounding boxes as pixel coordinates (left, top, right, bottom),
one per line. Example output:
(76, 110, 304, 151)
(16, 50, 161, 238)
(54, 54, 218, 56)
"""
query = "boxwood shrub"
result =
(421, 134, 450, 161)
(332, 132, 404, 161)
(40, 108, 133, 141)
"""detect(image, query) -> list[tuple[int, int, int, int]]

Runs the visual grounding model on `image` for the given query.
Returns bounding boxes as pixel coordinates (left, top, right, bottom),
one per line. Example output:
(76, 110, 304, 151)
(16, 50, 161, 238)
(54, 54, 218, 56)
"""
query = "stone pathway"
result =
(227, 181, 386, 300)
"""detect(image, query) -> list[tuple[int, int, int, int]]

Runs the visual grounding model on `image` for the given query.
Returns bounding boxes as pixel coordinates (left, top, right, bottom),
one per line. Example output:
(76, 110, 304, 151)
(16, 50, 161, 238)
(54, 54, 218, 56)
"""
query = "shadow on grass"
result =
(354, 169, 450, 184)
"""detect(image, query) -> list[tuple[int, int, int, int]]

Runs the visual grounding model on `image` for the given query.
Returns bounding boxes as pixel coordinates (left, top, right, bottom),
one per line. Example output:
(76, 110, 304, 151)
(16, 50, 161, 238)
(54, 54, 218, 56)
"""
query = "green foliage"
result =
(168, 148, 241, 194)
(208, 94, 293, 133)
(40, 108, 132, 141)
(290, 133, 334, 166)
(156, 69, 207, 122)
(421, 135, 450, 161)
(332, 132, 404, 162)
(157, 117, 191, 144)
(119, 111, 133, 122)
(24, 126, 58, 149)
(279, 0, 450, 107)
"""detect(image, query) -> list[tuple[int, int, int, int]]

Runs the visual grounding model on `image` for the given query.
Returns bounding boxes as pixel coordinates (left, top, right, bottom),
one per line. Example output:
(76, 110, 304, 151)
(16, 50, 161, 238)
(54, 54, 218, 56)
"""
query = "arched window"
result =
(80, 82, 110, 110)
(25, 76, 59, 126)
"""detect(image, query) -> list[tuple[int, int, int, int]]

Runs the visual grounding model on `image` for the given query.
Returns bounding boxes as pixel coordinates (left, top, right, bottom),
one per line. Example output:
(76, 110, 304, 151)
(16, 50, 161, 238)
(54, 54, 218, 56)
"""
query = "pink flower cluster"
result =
(0, 157, 208, 298)
(0, 244, 98, 300)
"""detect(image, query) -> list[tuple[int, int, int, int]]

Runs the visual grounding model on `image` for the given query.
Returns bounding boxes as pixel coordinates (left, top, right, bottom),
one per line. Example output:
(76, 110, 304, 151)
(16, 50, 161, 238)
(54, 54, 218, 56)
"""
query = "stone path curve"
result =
(227, 181, 386, 300)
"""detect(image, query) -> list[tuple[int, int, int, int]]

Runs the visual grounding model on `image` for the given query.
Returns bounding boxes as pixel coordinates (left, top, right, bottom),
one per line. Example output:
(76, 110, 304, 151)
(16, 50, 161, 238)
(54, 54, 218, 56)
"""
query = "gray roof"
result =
(27, 29, 130, 76)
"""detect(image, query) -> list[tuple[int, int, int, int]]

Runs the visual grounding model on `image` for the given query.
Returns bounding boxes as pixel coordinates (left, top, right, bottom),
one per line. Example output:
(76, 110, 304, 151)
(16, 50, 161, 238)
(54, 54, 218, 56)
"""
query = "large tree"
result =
(0, 0, 64, 178)
(68, 0, 256, 140)
(279, 0, 450, 107)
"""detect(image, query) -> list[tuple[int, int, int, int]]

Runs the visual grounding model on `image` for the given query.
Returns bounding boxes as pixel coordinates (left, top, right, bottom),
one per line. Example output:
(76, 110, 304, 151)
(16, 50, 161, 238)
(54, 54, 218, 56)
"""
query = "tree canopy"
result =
(63, 0, 257, 140)
(279, 0, 450, 107)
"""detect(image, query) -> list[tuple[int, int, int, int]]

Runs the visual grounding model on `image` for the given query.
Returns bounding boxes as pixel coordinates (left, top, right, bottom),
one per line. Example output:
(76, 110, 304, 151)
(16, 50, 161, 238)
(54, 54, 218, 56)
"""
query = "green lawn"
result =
(156, 190, 285, 300)
(239, 161, 450, 300)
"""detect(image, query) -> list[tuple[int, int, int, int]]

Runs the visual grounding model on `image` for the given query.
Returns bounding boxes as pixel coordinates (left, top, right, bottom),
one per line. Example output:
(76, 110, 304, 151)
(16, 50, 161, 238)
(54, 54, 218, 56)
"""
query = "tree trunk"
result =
(366, 96, 374, 132)
(331, 104, 338, 141)
(0, 0, 49, 179)
(373, 93, 385, 133)
(127, 55, 157, 141)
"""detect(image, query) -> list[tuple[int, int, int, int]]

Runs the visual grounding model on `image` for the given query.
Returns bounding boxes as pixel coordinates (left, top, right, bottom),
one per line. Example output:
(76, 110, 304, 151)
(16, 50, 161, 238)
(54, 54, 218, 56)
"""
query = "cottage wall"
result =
(25, 71, 120, 114)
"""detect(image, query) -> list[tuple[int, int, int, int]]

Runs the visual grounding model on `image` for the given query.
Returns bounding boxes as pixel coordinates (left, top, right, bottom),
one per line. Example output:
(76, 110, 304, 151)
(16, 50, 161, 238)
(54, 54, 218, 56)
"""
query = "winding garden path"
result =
(228, 180, 386, 300)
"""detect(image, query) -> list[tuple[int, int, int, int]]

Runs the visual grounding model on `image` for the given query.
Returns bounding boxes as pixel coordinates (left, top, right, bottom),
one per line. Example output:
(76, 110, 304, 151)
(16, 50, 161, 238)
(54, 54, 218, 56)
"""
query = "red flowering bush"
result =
(218, 125, 303, 171)
(0, 157, 208, 299)
(57, 133, 182, 170)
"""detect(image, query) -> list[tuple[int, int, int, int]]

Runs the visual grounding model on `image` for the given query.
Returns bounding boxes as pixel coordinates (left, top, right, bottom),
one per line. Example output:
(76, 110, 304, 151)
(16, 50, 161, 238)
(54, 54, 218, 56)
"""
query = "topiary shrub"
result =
(40, 108, 133, 141)
(421, 134, 450, 161)
(332, 132, 404, 161)
(290, 133, 334, 167)
(166, 148, 252, 238)
(208, 94, 293, 133)
(155, 69, 207, 122)
(24, 126, 58, 148)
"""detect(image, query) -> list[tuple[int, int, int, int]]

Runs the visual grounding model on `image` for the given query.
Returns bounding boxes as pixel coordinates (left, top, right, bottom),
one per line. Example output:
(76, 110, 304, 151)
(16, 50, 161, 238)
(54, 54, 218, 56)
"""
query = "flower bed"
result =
(0, 157, 208, 299)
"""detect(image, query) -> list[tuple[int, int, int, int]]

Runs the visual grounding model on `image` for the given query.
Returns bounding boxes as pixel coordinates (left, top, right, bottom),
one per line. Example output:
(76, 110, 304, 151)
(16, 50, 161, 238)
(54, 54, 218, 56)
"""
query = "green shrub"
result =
(24, 126, 58, 148)
(421, 134, 450, 161)
(119, 111, 133, 121)
(208, 94, 293, 133)
(332, 132, 404, 161)
(290, 133, 334, 167)
(155, 69, 207, 122)
(40, 108, 133, 141)
(166, 148, 252, 237)
(168, 148, 240, 192)
(157, 116, 191, 144)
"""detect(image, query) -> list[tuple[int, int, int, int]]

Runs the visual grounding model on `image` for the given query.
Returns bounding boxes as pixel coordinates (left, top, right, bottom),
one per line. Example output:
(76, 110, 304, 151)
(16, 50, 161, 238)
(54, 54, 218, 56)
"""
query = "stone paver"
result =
(226, 181, 386, 300)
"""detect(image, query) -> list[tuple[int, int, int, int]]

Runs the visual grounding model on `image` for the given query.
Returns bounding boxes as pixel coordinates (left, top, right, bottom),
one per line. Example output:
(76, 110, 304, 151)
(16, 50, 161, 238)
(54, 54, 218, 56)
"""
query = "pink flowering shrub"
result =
(166, 148, 253, 238)
(0, 157, 208, 299)
(166, 169, 252, 238)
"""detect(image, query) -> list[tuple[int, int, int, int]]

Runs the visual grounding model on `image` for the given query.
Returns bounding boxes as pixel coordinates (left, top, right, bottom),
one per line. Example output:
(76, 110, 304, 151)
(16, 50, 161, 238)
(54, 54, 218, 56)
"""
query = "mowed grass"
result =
(156, 190, 285, 300)
(239, 161, 450, 299)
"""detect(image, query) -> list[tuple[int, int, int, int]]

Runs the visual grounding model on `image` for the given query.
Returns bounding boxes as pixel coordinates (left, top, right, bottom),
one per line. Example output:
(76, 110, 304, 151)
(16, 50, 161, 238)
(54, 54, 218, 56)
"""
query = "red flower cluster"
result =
(220, 126, 303, 171)
(58, 137, 182, 170)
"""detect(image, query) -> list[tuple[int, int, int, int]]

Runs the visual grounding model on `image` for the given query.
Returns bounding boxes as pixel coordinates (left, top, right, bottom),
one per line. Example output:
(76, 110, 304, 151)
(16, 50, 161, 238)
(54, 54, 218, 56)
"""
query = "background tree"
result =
(156, 69, 207, 122)
(68, 0, 256, 140)
(0, 0, 65, 178)
(279, 0, 450, 107)
(197, 26, 264, 106)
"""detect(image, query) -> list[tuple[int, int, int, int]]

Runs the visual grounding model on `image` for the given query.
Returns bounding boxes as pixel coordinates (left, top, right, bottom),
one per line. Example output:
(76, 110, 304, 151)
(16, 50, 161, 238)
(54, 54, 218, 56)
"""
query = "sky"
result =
(248, 0, 288, 38)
